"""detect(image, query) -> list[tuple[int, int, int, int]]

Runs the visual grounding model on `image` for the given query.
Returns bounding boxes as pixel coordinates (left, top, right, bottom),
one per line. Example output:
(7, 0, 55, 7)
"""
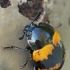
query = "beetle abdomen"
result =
(32, 43, 65, 70)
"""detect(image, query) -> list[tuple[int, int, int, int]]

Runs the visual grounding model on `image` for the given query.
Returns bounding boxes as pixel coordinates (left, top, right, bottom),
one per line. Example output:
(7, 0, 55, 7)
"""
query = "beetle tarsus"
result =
(1, 46, 12, 50)
(1, 46, 29, 52)
(20, 57, 30, 69)
(19, 35, 24, 40)
(56, 23, 62, 28)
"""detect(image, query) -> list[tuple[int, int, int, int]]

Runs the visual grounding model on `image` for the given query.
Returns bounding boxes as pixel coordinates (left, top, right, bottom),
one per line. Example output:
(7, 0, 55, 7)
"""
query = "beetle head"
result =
(23, 23, 36, 36)
(19, 10, 41, 40)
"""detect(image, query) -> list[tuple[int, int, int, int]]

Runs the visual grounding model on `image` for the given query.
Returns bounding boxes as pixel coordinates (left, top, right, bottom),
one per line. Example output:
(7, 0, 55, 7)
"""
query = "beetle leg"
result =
(38, 22, 47, 26)
(38, 19, 50, 26)
(44, 17, 50, 24)
(2, 46, 29, 52)
(33, 64, 38, 70)
(19, 34, 24, 40)
(20, 58, 29, 69)
(20, 56, 31, 69)
(47, 18, 50, 24)
(56, 23, 62, 28)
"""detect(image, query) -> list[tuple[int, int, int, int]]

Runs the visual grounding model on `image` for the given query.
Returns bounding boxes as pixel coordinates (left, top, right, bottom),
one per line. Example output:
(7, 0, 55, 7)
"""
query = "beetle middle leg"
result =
(2, 45, 30, 52)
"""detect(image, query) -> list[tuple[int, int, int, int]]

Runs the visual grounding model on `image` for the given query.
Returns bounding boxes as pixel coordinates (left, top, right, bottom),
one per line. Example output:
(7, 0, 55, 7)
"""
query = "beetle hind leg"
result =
(20, 58, 29, 69)
(33, 64, 38, 70)
(2, 46, 29, 52)
(20, 55, 31, 69)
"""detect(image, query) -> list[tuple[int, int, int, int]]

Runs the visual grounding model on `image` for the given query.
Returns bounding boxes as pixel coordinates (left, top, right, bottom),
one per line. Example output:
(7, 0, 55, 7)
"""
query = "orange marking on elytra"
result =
(63, 54, 66, 61)
(33, 44, 54, 62)
(38, 63, 60, 70)
(52, 30, 61, 46)
(53, 63, 60, 69)
(38, 68, 47, 70)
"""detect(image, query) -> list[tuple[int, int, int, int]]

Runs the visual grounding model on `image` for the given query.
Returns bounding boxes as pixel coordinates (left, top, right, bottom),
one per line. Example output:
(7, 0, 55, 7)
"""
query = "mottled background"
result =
(0, 0, 70, 70)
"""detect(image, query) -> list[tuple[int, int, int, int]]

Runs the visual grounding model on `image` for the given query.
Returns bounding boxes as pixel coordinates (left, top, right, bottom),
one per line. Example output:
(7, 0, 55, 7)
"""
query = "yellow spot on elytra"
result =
(49, 67, 53, 70)
(63, 54, 66, 61)
(38, 68, 47, 70)
(38, 63, 60, 70)
(53, 30, 61, 46)
(53, 63, 60, 69)
(33, 44, 54, 62)
(38, 68, 40, 70)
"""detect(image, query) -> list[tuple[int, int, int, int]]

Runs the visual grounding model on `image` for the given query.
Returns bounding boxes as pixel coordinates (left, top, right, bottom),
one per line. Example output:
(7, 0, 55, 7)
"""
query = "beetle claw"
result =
(56, 23, 62, 28)
(1, 46, 13, 50)
(1, 46, 8, 50)
(1, 46, 4, 50)
(20, 65, 25, 69)
(20, 66, 23, 69)
(19, 35, 24, 40)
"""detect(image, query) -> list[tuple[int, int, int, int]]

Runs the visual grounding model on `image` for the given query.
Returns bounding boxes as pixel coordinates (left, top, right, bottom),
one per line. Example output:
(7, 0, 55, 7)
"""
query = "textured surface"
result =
(0, 0, 70, 70)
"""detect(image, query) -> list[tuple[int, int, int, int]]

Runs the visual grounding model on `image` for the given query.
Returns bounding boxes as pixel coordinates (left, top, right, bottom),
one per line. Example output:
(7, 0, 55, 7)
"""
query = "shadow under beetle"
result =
(2, 10, 66, 70)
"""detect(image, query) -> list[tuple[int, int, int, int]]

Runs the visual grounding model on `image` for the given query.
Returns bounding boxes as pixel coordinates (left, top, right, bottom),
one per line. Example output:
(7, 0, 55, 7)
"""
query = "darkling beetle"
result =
(2, 10, 66, 70)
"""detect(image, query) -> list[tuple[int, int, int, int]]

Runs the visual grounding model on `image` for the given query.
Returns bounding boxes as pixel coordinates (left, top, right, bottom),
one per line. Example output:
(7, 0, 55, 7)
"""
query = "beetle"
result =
(2, 10, 66, 70)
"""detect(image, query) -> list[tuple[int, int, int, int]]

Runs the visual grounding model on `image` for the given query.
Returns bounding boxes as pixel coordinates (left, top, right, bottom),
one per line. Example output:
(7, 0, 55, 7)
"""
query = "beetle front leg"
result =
(19, 34, 24, 40)
(2, 45, 30, 52)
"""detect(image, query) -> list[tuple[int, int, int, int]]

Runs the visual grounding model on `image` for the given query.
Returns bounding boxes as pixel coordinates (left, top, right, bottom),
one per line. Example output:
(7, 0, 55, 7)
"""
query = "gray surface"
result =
(0, 0, 70, 70)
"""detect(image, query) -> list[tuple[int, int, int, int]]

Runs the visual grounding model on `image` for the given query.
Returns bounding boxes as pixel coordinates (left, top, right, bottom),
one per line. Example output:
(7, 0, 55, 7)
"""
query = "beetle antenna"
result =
(31, 10, 42, 23)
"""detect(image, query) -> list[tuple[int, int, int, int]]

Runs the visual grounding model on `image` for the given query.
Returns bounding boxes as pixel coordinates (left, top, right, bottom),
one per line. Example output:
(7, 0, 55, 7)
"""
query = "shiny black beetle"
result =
(2, 10, 66, 70)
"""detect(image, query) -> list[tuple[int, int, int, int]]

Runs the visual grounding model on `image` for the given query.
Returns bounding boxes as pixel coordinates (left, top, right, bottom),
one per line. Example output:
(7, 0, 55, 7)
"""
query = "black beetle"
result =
(2, 10, 66, 70)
